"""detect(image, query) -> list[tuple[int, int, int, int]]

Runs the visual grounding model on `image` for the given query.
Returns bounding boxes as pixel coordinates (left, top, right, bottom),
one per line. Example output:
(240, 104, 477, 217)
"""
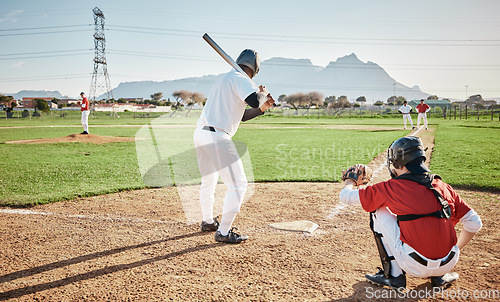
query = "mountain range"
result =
(108, 53, 429, 102)
(3, 54, 430, 103)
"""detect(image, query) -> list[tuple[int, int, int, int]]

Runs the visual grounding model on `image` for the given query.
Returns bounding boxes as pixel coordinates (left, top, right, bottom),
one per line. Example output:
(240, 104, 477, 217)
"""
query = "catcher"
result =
(339, 136, 482, 289)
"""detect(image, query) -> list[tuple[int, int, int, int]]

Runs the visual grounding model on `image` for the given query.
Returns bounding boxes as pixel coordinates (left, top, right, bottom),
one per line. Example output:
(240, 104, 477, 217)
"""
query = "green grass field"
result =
(430, 120, 500, 191)
(0, 115, 498, 206)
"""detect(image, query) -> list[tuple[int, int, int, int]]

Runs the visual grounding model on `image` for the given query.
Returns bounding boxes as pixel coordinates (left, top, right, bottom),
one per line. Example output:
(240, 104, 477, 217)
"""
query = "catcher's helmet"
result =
(387, 136, 429, 174)
(236, 49, 260, 76)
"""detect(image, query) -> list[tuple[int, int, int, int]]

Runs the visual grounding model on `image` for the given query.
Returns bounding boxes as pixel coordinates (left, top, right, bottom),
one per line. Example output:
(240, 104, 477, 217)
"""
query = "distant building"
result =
(58, 98, 79, 107)
(93, 103, 171, 112)
(408, 99, 451, 110)
(479, 100, 497, 108)
(118, 98, 145, 103)
(19, 97, 52, 109)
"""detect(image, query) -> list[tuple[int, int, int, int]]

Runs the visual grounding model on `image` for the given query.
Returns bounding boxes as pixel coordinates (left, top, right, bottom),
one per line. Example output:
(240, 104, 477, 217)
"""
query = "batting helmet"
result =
(387, 136, 429, 175)
(236, 49, 260, 76)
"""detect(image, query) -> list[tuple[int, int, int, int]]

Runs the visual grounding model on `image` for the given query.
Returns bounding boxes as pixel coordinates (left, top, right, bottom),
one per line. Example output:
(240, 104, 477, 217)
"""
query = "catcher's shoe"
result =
(214, 228, 248, 244)
(430, 272, 459, 288)
(200, 216, 219, 232)
(365, 268, 406, 290)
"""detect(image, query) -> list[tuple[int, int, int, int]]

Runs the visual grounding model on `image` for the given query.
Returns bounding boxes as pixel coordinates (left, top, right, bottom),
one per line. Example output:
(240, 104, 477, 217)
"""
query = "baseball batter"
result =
(80, 92, 90, 135)
(398, 101, 415, 129)
(339, 136, 482, 289)
(194, 49, 274, 244)
(416, 99, 431, 130)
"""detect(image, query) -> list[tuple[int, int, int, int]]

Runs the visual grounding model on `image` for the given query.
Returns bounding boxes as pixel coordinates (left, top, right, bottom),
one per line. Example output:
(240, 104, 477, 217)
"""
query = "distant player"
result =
(80, 92, 90, 135)
(339, 136, 482, 290)
(416, 99, 431, 130)
(194, 49, 274, 244)
(398, 101, 415, 130)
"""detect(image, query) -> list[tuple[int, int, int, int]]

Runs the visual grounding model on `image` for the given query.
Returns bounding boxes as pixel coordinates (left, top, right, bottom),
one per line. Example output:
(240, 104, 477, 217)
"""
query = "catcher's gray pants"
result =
(372, 207, 459, 278)
(193, 125, 247, 235)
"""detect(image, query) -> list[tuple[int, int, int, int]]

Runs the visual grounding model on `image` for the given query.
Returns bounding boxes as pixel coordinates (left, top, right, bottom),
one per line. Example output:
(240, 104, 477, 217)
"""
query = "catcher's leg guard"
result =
(370, 212, 394, 278)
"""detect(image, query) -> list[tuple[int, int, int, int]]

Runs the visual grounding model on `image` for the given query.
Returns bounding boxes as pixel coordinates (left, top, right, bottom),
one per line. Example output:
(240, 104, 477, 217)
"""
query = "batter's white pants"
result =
(372, 207, 459, 278)
(193, 126, 247, 235)
(81, 110, 90, 133)
(402, 114, 413, 129)
(417, 113, 428, 129)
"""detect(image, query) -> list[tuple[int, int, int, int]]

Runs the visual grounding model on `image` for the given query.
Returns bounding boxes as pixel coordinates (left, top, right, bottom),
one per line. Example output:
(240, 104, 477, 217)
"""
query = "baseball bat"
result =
(202, 33, 255, 83)
(202, 33, 275, 105)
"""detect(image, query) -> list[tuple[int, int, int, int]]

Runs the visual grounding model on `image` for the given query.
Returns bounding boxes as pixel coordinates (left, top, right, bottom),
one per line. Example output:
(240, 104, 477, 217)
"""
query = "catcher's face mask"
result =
(386, 144, 398, 178)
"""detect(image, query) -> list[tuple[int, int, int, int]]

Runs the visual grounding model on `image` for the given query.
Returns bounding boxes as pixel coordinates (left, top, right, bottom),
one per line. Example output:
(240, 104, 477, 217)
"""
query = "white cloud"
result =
(11, 61, 25, 68)
(0, 10, 23, 23)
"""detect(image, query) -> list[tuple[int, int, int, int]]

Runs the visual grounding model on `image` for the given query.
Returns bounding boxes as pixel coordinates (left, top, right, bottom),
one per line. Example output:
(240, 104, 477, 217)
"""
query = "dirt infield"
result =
(0, 129, 498, 301)
(5, 133, 136, 145)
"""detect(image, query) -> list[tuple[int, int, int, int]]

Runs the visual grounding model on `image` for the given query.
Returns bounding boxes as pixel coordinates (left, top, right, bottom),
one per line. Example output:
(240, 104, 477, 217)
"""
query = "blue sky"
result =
(1, 0, 499, 100)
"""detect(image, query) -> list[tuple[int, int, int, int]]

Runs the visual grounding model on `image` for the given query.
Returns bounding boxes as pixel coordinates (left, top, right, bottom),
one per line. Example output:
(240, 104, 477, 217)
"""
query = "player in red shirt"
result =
(339, 136, 482, 289)
(80, 92, 90, 135)
(416, 99, 431, 130)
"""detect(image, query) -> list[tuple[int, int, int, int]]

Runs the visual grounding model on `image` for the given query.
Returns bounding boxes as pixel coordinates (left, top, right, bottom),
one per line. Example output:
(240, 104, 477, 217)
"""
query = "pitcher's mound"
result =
(6, 133, 135, 144)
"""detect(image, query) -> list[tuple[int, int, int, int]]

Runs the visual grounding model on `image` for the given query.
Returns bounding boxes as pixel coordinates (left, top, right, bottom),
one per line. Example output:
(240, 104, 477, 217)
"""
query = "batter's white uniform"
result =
(194, 70, 259, 236)
(398, 104, 413, 129)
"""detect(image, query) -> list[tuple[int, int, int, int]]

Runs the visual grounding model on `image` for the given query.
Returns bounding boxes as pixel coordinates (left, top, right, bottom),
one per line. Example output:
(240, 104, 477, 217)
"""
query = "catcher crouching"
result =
(339, 136, 482, 290)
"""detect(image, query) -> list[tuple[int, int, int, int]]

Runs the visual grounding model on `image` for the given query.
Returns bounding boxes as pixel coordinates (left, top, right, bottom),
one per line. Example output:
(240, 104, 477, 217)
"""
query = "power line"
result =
(0, 24, 90, 31)
(0, 29, 91, 37)
(108, 24, 500, 43)
(0, 73, 90, 82)
(105, 25, 500, 46)
(0, 49, 92, 57)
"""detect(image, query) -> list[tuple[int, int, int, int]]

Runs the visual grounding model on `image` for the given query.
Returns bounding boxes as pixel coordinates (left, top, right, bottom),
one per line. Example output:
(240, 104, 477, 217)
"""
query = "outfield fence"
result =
(267, 106, 500, 121)
(1, 106, 499, 121)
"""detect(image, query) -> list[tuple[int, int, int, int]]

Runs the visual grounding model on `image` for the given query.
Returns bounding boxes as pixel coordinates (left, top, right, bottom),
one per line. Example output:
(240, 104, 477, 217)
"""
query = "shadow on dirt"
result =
(0, 232, 219, 300)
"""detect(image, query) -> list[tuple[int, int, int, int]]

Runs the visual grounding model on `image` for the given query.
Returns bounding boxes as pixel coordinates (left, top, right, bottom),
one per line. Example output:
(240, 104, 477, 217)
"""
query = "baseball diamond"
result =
(0, 119, 498, 300)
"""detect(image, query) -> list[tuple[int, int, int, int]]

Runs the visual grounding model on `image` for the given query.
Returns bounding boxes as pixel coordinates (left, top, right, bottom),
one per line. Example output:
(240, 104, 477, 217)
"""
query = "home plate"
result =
(269, 220, 319, 233)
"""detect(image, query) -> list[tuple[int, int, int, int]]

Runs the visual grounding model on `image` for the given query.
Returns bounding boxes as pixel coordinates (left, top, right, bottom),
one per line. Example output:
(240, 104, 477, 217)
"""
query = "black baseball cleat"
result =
(214, 228, 248, 244)
(412, 127, 416, 129)
(430, 272, 459, 288)
(365, 268, 406, 290)
(200, 216, 219, 232)
(80, 131, 89, 135)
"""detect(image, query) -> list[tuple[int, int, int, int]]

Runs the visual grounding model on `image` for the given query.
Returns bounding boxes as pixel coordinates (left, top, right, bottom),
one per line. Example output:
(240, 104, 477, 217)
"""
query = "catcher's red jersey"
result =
(358, 178, 472, 259)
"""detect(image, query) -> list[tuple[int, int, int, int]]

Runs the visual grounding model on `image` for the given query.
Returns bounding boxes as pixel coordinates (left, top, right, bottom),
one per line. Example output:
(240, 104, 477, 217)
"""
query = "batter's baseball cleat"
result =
(200, 216, 220, 232)
(365, 268, 406, 290)
(214, 228, 249, 244)
(430, 272, 459, 288)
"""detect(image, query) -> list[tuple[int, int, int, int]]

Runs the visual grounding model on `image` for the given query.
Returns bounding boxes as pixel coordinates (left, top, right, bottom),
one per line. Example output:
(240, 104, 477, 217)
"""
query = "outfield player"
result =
(80, 92, 90, 135)
(194, 49, 274, 244)
(398, 101, 415, 129)
(339, 136, 482, 289)
(416, 99, 431, 130)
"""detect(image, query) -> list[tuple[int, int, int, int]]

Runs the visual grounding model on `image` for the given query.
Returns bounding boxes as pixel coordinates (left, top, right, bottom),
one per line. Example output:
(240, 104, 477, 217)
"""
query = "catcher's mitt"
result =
(342, 164, 372, 186)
